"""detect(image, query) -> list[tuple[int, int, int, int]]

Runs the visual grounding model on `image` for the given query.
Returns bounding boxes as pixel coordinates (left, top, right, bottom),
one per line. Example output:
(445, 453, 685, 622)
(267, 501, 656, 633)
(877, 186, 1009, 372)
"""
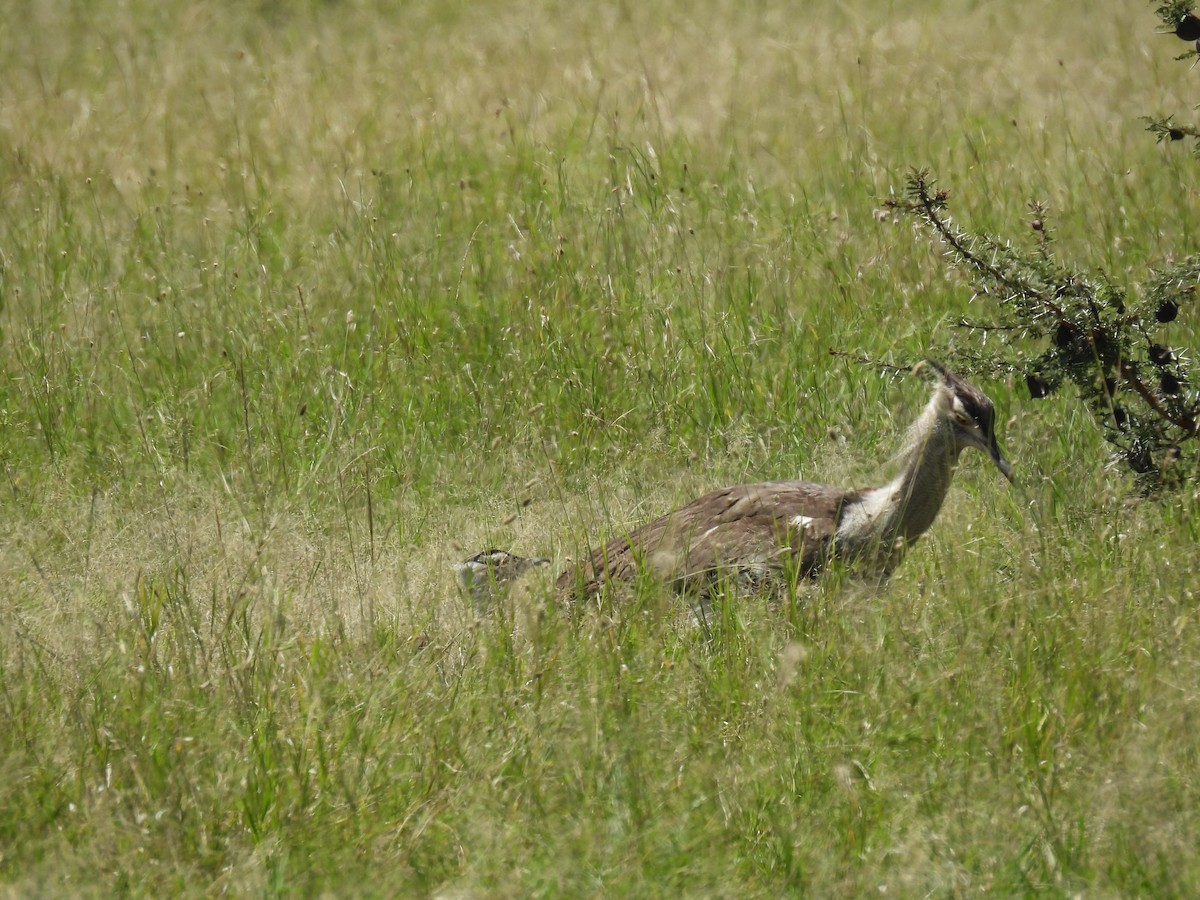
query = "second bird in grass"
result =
(461, 361, 1012, 606)
(454, 548, 551, 611)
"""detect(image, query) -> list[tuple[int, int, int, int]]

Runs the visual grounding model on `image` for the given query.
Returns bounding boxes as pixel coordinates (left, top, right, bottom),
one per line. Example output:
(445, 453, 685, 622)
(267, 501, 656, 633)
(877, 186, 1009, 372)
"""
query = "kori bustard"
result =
(458, 361, 1012, 604)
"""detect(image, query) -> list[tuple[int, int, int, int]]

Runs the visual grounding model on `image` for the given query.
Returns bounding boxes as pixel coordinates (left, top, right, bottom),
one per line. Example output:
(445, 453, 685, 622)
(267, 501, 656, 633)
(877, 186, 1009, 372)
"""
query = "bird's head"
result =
(916, 360, 1014, 483)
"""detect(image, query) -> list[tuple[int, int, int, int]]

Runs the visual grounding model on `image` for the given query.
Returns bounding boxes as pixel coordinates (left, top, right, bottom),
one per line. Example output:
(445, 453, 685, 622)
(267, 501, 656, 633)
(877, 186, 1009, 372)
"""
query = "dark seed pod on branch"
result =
(1157, 299, 1179, 323)
(1113, 406, 1129, 429)
(1161, 371, 1183, 395)
(1026, 372, 1055, 399)
(1126, 442, 1155, 474)
(1150, 343, 1175, 366)
(1175, 14, 1200, 41)
(1091, 328, 1116, 362)
(1169, 127, 1186, 141)
(1053, 321, 1077, 347)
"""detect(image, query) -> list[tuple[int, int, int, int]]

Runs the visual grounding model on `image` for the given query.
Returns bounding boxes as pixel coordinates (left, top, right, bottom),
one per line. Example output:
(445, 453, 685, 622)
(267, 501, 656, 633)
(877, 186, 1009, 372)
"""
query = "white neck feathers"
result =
(836, 385, 964, 560)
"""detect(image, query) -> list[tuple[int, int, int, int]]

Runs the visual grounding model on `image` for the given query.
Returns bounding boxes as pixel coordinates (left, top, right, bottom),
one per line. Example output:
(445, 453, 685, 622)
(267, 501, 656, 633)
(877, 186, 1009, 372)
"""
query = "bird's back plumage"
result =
(556, 480, 863, 600)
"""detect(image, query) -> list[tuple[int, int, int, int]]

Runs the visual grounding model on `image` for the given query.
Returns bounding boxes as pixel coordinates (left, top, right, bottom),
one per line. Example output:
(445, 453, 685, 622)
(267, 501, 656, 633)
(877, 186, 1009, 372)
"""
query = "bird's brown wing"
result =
(557, 480, 859, 600)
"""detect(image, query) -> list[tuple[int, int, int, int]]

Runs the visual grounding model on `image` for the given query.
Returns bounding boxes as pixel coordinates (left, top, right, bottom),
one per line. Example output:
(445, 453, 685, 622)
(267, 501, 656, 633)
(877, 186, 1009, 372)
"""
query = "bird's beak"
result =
(990, 436, 1014, 483)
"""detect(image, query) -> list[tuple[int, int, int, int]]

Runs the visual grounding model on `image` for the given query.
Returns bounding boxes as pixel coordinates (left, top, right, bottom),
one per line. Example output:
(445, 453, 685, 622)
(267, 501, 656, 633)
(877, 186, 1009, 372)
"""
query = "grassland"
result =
(2, 0, 1200, 894)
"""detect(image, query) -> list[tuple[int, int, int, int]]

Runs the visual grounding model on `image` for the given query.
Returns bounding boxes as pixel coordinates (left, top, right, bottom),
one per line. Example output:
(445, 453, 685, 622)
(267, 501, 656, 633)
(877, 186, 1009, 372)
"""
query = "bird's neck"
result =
(881, 414, 960, 541)
(839, 394, 963, 554)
